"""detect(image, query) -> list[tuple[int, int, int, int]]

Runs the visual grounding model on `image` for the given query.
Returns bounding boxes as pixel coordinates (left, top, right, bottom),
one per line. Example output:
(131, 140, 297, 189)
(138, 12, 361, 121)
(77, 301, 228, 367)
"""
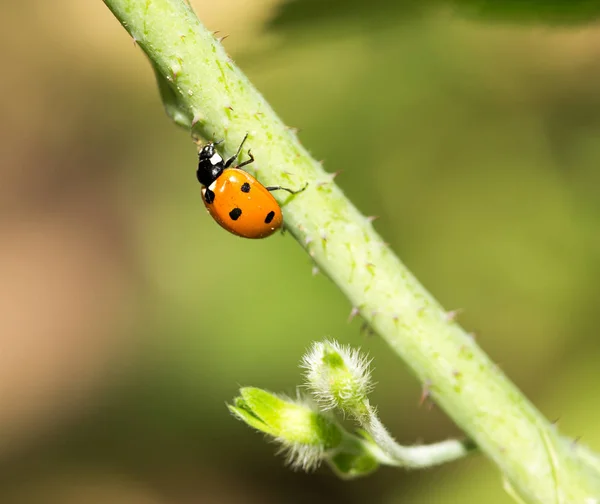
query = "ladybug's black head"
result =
(197, 143, 224, 186)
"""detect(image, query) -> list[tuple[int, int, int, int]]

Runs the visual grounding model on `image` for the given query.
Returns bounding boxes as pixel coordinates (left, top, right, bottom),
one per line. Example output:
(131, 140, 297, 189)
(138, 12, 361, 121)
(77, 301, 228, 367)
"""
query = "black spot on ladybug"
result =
(229, 208, 242, 220)
(265, 211, 275, 224)
(241, 182, 251, 193)
(204, 189, 215, 204)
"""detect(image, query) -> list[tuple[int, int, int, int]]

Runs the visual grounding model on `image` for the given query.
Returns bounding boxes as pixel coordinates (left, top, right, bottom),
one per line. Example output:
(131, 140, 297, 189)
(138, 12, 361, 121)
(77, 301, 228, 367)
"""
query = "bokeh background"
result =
(2, 1, 600, 502)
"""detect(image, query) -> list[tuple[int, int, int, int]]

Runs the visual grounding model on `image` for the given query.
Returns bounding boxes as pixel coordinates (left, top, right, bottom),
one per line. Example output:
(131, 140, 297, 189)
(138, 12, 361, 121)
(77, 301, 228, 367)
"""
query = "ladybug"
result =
(197, 134, 307, 239)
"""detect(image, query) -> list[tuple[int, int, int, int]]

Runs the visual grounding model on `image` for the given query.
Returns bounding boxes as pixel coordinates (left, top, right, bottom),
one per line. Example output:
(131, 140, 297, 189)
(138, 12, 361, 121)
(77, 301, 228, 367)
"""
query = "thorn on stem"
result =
(445, 309, 463, 322)
(419, 380, 432, 408)
(304, 236, 315, 257)
(348, 307, 360, 323)
(316, 170, 341, 188)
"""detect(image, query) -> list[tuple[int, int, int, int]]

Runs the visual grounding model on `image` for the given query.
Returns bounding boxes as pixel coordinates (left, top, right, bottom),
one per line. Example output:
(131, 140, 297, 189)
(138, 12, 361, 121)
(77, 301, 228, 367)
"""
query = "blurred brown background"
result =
(1, 1, 600, 502)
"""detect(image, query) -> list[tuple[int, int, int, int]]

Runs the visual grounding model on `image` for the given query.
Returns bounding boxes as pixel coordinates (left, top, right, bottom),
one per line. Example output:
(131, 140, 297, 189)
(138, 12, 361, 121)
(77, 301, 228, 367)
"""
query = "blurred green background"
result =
(1, 1, 600, 502)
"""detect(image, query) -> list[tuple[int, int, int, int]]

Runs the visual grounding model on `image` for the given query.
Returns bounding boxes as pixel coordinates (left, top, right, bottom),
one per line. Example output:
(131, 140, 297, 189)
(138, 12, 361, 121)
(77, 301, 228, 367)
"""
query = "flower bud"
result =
(302, 340, 373, 418)
(229, 387, 343, 470)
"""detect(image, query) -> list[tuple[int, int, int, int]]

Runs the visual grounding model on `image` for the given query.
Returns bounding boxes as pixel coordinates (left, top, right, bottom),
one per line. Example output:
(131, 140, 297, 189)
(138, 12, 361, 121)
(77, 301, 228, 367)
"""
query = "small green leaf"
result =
(328, 451, 380, 479)
(238, 387, 343, 449)
(229, 387, 346, 470)
(228, 404, 275, 436)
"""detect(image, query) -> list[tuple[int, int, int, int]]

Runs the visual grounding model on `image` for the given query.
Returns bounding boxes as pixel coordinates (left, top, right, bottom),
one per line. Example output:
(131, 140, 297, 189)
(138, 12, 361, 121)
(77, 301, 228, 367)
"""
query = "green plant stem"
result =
(361, 403, 474, 469)
(102, 1, 600, 501)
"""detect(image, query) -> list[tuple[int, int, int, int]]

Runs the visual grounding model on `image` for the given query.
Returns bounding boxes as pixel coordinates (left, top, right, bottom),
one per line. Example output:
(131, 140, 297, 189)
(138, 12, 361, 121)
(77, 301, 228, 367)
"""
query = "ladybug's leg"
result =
(224, 133, 249, 168)
(236, 150, 255, 170)
(266, 182, 308, 195)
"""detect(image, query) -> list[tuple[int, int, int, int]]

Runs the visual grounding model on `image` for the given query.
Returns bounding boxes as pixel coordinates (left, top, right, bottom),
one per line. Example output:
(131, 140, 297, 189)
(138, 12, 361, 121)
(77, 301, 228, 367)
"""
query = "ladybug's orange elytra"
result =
(202, 168, 283, 238)
(196, 134, 306, 239)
